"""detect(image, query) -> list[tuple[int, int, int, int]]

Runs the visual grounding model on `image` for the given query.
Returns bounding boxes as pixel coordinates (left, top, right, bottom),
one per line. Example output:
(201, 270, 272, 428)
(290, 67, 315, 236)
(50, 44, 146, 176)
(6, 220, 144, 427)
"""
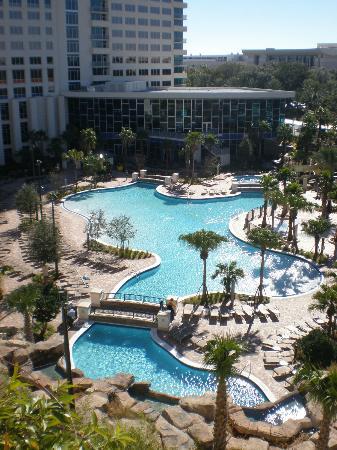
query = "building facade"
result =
(0, 0, 187, 165)
(242, 44, 337, 70)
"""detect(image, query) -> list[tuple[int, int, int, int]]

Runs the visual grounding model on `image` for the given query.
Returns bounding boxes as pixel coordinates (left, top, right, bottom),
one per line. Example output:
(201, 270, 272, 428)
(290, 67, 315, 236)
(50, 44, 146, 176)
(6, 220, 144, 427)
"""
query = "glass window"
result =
(125, 17, 135, 25)
(28, 11, 40, 19)
(111, 3, 122, 10)
(66, 12, 78, 24)
(9, 0, 22, 6)
(31, 86, 43, 97)
(47, 56, 53, 64)
(111, 16, 122, 24)
(2, 124, 11, 145)
(12, 69, 25, 83)
(0, 70, 6, 84)
(10, 26, 23, 34)
(12, 57, 24, 65)
(0, 88, 7, 99)
(30, 68, 42, 82)
(11, 41, 24, 50)
(9, 10, 22, 19)
(27, 0, 39, 7)
(14, 87, 26, 98)
(19, 101, 27, 119)
(65, 0, 77, 10)
(45, 11, 52, 20)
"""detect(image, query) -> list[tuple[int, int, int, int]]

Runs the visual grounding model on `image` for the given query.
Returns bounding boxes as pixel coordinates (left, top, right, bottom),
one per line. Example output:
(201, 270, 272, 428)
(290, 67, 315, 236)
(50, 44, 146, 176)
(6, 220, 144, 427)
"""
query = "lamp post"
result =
(36, 159, 43, 219)
(59, 289, 74, 407)
(50, 191, 59, 278)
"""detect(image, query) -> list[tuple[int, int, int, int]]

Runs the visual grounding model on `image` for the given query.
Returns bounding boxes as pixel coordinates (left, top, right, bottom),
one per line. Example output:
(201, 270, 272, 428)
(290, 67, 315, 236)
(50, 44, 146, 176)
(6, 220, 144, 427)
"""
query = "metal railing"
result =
(106, 292, 166, 304)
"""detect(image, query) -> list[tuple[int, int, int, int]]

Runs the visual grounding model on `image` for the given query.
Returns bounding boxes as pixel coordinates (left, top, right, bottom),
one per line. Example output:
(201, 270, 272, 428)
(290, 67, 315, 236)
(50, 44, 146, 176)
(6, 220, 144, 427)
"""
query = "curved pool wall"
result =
(64, 183, 322, 298)
(71, 323, 268, 406)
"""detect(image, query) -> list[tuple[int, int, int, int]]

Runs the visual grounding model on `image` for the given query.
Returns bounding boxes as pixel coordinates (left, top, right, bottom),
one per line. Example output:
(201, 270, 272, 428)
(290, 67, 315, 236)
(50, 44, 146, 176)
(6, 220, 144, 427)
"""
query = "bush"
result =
(89, 240, 151, 260)
(295, 329, 337, 368)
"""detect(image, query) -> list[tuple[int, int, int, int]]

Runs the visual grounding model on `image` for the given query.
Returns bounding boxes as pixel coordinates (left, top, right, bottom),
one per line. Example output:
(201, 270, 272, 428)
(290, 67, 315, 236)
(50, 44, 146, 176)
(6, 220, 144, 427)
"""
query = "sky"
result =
(185, 0, 337, 55)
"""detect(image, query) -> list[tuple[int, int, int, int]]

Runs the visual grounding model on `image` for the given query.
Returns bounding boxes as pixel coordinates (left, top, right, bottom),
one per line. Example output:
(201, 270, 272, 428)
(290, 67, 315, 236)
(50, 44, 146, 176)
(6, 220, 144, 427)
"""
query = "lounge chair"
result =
(267, 306, 280, 318)
(241, 304, 254, 320)
(169, 323, 193, 344)
(285, 325, 305, 337)
(257, 304, 269, 319)
(183, 304, 193, 321)
(219, 306, 231, 322)
(313, 316, 325, 326)
(233, 307, 245, 321)
(192, 305, 204, 319)
(209, 307, 219, 322)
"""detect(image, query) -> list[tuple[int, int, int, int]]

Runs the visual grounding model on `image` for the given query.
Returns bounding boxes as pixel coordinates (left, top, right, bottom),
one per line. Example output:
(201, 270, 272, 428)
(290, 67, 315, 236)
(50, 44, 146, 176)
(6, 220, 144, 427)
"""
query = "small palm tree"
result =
(212, 261, 244, 305)
(309, 284, 337, 336)
(277, 123, 293, 166)
(317, 170, 334, 219)
(294, 364, 337, 450)
(258, 120, 271, 158)
(6, 284, 41, 342)
(79, 128, 97, 155)
(203, 133, 219, 157)
(276, 167, 296, 193)
(260, 174, 278, 227)
(184, 131, 205, 180)
(203, 335, 243, 450)
(63, 148, 84, 191)
(247, 227, 283, 303)
(179, 230, 227, 304)
(119, 127, 136, 171)
(284, 182, 312, 243)
(302, 218, 331, 261)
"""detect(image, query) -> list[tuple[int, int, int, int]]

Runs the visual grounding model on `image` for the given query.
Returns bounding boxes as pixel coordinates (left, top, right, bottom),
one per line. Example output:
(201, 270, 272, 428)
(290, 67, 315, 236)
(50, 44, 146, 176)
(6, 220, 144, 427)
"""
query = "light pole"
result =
(50, 192, 59, 278)
(36, 159, 43, 219)
(59, 289, 74, 407)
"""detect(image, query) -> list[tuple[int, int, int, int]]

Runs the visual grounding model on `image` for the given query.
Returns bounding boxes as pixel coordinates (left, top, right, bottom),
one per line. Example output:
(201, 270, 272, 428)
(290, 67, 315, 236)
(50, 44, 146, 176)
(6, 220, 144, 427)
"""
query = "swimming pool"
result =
(234, 175, 261, 184)
(64, 183, 321, 298)
(72, 323, 267, 405)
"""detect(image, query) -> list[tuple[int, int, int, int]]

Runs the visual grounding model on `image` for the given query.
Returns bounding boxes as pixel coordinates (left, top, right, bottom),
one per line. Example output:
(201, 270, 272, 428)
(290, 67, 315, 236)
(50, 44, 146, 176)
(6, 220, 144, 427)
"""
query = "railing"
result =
(106, 292, 166, 304)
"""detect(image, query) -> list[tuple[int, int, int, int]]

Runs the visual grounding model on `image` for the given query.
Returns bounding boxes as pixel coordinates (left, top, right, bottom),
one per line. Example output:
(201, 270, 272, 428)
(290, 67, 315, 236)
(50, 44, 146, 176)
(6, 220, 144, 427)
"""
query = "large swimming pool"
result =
(72, 323, 267, 405)
(64, 183, 321, 298)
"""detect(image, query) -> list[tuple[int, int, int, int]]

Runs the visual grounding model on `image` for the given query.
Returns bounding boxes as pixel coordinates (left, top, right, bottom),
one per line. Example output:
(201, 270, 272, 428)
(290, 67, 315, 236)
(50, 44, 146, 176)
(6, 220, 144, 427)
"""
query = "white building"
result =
(0, 0, 187, 165)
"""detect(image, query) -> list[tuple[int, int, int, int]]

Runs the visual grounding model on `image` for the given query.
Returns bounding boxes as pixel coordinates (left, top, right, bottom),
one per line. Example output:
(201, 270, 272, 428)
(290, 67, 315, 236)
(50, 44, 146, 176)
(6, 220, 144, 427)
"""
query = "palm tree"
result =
(179, 229, 227, 304)
(302, 218, 331, 261)
(203, 335, 243, 450)
(203, 133, 219, 158)
(212, 261, 244, 305)
(258, 120, 271, 159)
(277, 123, 293, 166)
(294, 364, 337, 450)
(260, 174, 278, 227)
(315, 146, 337, 172)
(247, 227, 283, 303)
(119, 127, 136, 171)
(184, 131, 205, 180)
(317, 170, 334, 219)
(63, 148, 84, 191)
(15, 183, 39, 222)
(276, 167, 296, 193)
(269, 187, 283, 230)
(284, 182, 312, 244)
(6, 284, 41, 342)
(309, 284, 337, 337)
(79, 128, 97, 155)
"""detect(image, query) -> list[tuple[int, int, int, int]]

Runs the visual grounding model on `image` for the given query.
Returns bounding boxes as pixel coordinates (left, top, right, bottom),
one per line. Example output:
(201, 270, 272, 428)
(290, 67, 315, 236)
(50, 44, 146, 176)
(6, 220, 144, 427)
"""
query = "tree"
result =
(6, 284, 41, 342)
(85, 209, 106, 249)
(277, 123, 293, 166)
(28, 130, 47, 176)
(83, 153, 106, 188)
(33, 283, 62, 340)
(302, 218, 331, 261)
(317, 170, 335, 219)
(247, 227, 283, 303)
(63, 148, 84, 191)
(294, 364, 337, 450)
(28, 220, 61, 280)
(203, 335, 243, 450)
(203, 133, 219, 158)
(257, 120, 271, 158)
(79, 128, 97, 155)
(15, 184, 39, 221)
(179, 229, 227, 304)
(212, 261, 244, 305)
(276, 167, 296, 193)
(0, 369, 135, 449)
(283, 182, 312, 244)
(309, 284, 337, 337)
(106, 215, 136, 249)
(315, 146, 337, 172)
(184, 131, 205, 180)
(295, 329, 337, 368)
(119, 127, 136, 171)
(260, 174, 278, 227)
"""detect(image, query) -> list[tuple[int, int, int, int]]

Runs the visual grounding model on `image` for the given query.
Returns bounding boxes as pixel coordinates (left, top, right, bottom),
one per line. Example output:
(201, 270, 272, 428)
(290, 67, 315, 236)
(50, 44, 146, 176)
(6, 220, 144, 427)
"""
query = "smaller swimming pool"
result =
(245, 394, 306, 425)
(72, 324, 267, 406)
(234, 175, 261, 184)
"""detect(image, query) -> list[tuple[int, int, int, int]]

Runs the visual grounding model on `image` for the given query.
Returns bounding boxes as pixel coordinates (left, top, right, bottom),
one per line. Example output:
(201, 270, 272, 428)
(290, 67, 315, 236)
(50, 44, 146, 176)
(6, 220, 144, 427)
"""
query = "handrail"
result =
(106, 292, 166, 304)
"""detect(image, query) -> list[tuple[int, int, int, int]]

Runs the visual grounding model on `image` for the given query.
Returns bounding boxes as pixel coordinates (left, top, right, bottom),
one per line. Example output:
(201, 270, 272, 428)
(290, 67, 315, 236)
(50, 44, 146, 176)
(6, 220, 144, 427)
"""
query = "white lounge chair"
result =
(183, 304, 193, 320)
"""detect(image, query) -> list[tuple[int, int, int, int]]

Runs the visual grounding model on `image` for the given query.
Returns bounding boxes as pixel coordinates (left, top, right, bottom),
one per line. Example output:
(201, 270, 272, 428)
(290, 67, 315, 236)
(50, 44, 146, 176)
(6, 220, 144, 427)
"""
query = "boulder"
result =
(56, 357, 84, 378)
(76, 392, 109, 412)
(129, 381, 151, 395)
(73, 378, 93, 393)
(131, 401, 160, 422)
(289, 441, 316, 450)
(12, 348, 31, 365)
(228, 436, 269, 450)
(71, 368, 85, 378)
(111, 391, 137, 410)
(155, 416, 195, 450)
(28, 371, 55, 390)
(0, 360, 8, 374)
(2, 339, 30, 349)
(0, 344, 14, 362)
(0, 326, 18, 337)
(32, 389, 49, 400)
(162, 405, 194, 430)
(29, 335, 64, 367)
(187, 421, 213, 449)
(107, 373, 134, 390)
(306, 397, 323, 428)
(179, 392, 216, 421)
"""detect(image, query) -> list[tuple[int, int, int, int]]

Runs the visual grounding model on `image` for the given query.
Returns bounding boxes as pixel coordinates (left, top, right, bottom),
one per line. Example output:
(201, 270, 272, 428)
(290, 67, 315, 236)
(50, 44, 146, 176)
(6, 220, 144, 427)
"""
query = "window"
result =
(68, 68, 80, 80)
(0, 103, 9, 120)
(150, 19, 160, 26)
(139, 69, 148, 76)
(111, 16, 122, 24)
(10, 26, 23, 34)
(12, 57, 24, 65)
(92, 54, 108, 75)
(0, 57, 5, 65)
(19, 101, 27, 119)
(28, 11, 40, 19)
(47, 56, 53, 64)
(30, 68, 42, 82)
(151, 57, 160, 63)
(111, 29, 123, 37)
(138, 5, 148, 13)
(112, 43, 123, 51)
(138, 18, 148, 26)
(12, 69, 25, 83)
(162, 32, 171, 39)
(30, 56, 41, 64)
(151, 44, 160, 51)
(125, 17, 135, 25)
(111, 2, 122, 10)
(162, 20, 171, 27)
(29, 42, 41, 50)
(125, 4, 135, 11)
(20, 122, 29, 143)
(125, 30, 135, 38)
(125, 56, 136, 63)
(11, 41, 23, 50)
(138, 56, 148, 63)
(151, 69, 160, 76)
(0, 27, 4, 35)
(162, 69, 171, 75)
(125, 43, 135, 51)
(162, 8, 171, 15)
(9, 10, 22, 19)
(44, 0, 51, 7)
(46, 27, 53, 35)
(138, 31, 148, 38)
(2, 124, 11, 145)
(27, 0, 39, 7)
(150, 6, 160, 13)
(138, 44, 148, 51)
(65, 0, 77, 10)
(46, 41, 53, 50)
(113, 70, 123, 76)
(45, 12, 52, 20)
(151, 81, 160, 87)
(14, 87, 26, 98)
(126, 69, 136, 76)
(9, 0, 22, 6)
(67, 40, 79, 52)
(66, 26, 78, 38)
(162, 57, 171, 63)
(31, 86, 43, 97)
(66, 12, 78, 24)
(0, 71, 6, 84)
(0, 88, 7, 99)
(68, 82, 80, 91)
(151, 32, 160, 39)
(112, 56, 123, 63)
(67, 55, 79, 66)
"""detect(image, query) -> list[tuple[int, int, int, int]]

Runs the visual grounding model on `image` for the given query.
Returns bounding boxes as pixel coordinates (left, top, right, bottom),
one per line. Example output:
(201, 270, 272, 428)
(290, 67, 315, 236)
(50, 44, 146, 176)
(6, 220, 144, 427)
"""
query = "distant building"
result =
(242, 44, 337, 70)
(184, 53, 244, 69)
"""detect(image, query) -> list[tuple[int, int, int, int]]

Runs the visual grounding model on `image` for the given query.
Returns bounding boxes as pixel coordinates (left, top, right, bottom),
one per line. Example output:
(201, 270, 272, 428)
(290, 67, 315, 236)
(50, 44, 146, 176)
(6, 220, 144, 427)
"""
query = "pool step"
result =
(89, 312, 157, 328)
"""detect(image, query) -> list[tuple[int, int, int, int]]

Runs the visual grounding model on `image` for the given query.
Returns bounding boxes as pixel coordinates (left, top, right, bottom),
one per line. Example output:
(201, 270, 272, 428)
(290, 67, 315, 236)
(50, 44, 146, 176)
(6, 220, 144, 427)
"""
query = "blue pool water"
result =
(234, 175, 261, 184)
(72, 323, 267, 405)
(65, 183, 321, 298)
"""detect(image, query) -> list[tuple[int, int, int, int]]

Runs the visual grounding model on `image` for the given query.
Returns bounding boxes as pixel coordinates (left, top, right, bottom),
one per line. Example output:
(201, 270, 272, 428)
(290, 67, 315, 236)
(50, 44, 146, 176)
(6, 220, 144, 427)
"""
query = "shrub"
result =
(295, 329, 337, 368)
